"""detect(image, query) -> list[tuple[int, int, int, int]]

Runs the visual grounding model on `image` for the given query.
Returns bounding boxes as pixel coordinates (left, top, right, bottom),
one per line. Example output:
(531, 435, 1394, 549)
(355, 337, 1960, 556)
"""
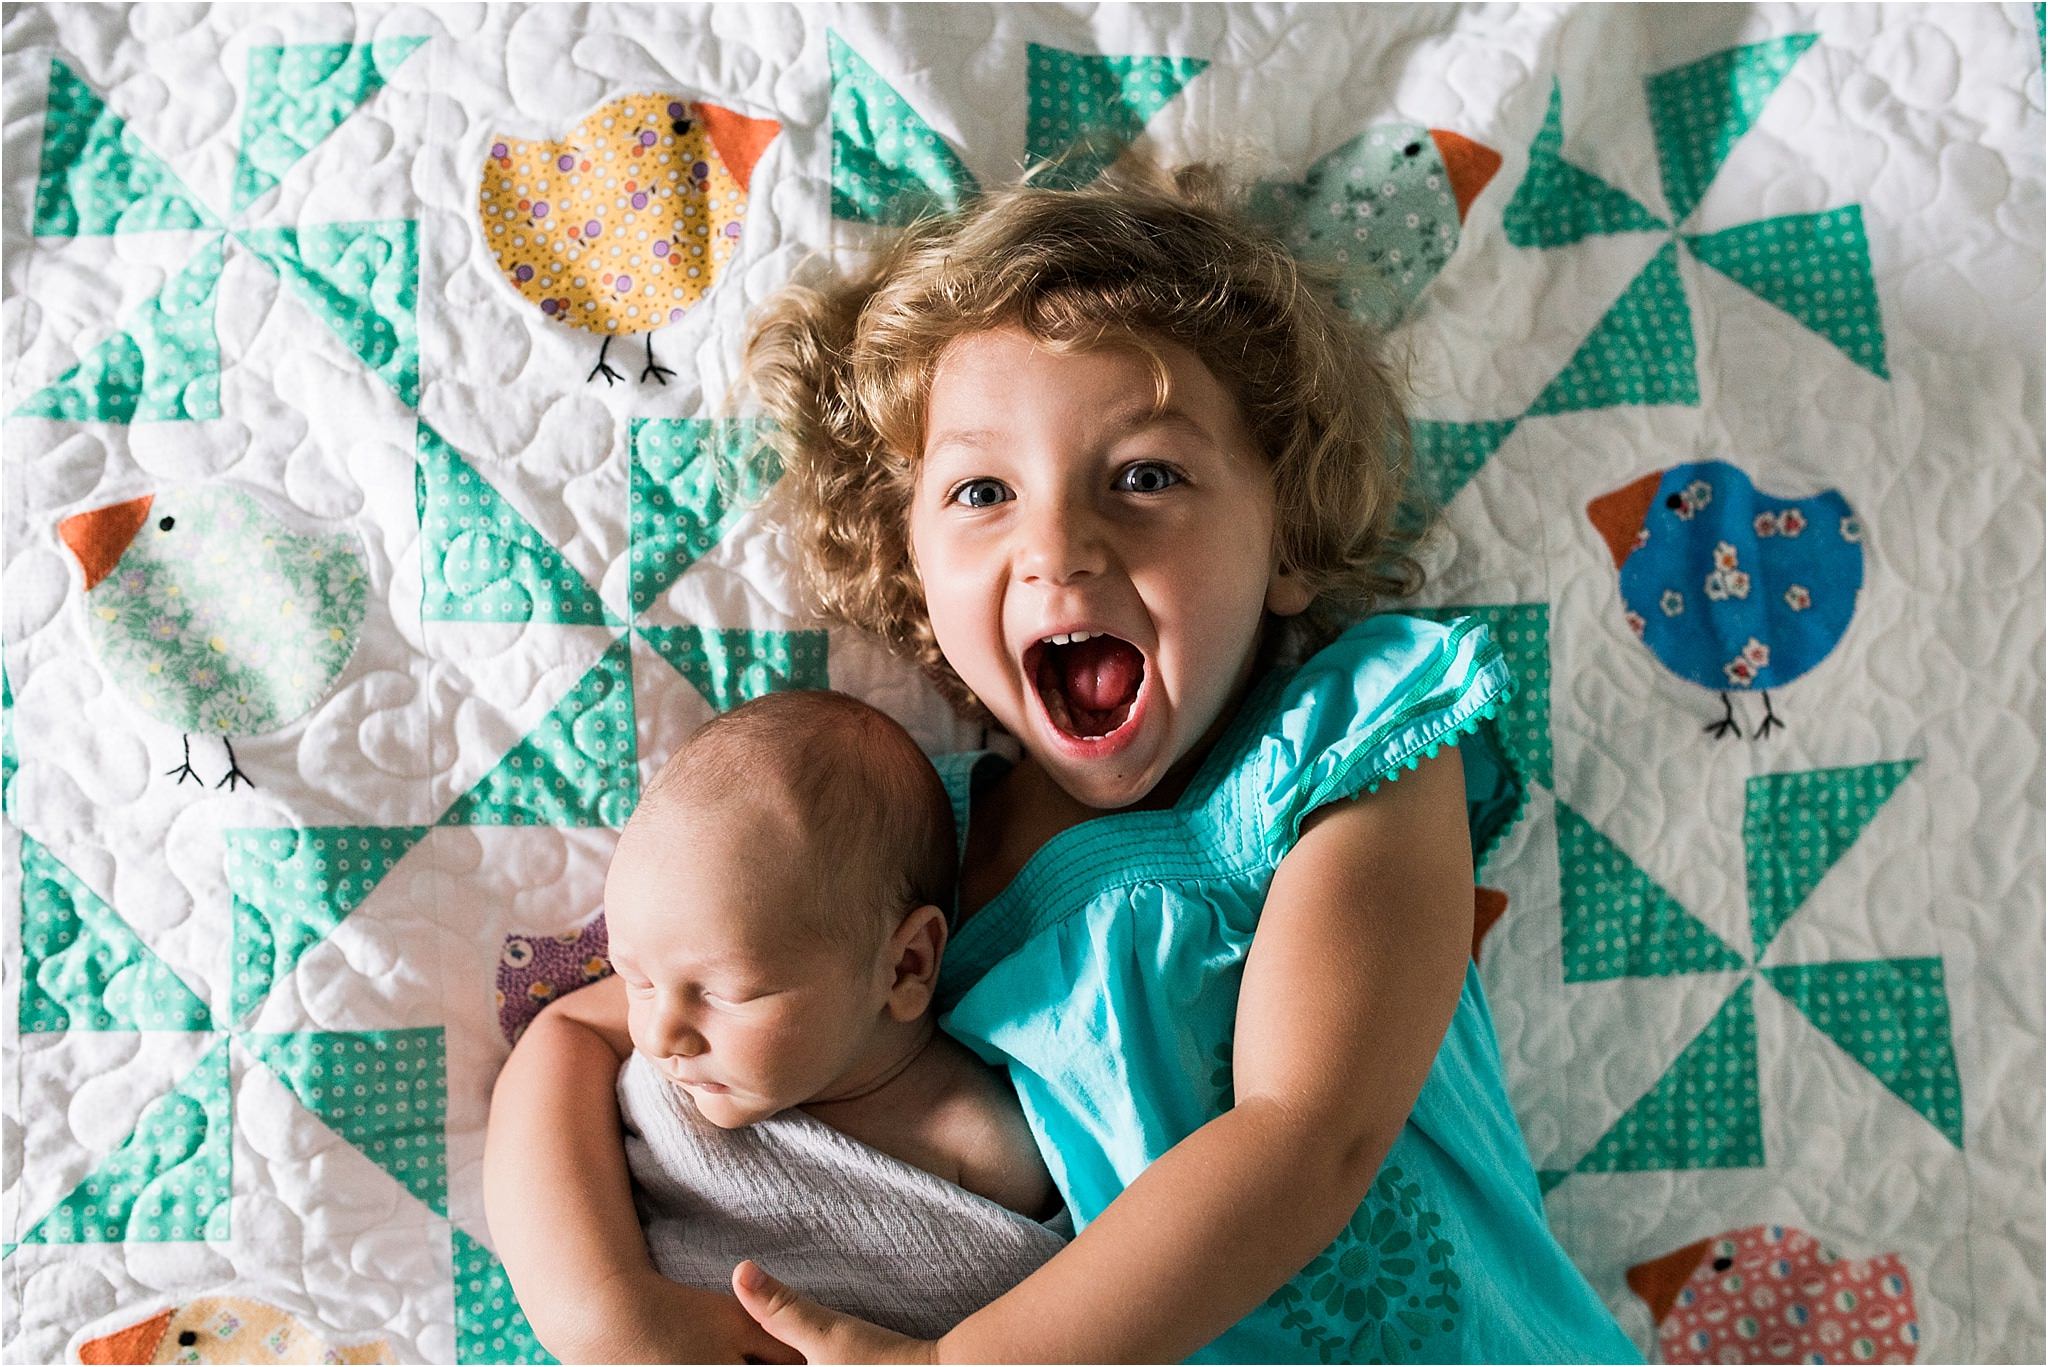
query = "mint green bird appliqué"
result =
(59, 487, 368, 788)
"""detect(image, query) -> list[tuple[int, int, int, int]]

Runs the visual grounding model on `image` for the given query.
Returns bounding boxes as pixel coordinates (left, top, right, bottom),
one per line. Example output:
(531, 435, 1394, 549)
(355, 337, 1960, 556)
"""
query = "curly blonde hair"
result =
(739, 158, 1434, 721)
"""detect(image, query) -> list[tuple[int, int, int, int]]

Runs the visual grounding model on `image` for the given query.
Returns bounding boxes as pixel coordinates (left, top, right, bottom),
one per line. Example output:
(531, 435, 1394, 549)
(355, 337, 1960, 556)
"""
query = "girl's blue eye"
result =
(950, 478, 1012, 509)
(1117, 462, 1181, 494)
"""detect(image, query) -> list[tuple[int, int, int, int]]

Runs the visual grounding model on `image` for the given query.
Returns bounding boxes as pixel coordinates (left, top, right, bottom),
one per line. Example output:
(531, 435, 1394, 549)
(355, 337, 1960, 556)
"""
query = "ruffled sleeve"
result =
(1251, 613, 1517, 860)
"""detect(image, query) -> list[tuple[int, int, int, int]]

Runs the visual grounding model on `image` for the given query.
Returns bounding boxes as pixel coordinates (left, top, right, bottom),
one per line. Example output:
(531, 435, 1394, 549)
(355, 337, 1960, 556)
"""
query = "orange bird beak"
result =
(1428, 129, 1502, 222)
(76, 1308, 172, 1364)
(1626, 1238, 1709, 1325)
(58, 494, 154, 592)
(1586, 471, 1666, 569)
(697, 103, 781, 192)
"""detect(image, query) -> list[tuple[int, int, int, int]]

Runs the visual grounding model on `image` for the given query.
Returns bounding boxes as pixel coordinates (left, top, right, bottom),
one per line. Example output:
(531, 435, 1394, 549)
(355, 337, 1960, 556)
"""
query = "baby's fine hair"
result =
(741, 157, 1432, 720)
(637, 690, 958, 947)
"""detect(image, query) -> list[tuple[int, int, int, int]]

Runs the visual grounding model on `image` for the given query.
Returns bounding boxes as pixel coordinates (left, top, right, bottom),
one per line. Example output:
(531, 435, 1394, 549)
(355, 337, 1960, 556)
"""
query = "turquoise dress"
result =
(932, 614, 1641, 1364)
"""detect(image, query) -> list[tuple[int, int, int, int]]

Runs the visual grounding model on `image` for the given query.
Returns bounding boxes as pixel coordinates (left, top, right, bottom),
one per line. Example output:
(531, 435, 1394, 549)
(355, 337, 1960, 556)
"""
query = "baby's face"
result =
(909, 326, 1312, 812)
(603, 812, 889, 1129)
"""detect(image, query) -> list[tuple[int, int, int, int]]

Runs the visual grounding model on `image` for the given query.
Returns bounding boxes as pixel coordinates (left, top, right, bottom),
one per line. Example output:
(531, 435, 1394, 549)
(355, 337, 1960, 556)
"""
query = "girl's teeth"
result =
(1044, 631, 1096, 646)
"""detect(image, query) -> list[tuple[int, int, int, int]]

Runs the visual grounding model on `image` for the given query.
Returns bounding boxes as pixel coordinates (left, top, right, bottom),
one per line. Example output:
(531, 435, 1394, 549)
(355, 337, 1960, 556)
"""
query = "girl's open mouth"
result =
(1025, 632, 1147, 745)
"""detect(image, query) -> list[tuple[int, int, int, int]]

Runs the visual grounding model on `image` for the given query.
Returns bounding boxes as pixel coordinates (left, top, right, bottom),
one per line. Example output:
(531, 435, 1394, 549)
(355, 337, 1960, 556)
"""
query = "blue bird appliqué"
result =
(1587, 460, 1864, 739)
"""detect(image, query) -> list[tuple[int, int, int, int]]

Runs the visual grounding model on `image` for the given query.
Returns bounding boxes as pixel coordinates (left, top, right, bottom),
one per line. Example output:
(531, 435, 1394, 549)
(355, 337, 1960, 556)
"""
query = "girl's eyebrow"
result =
(926, 408, 1215, 459)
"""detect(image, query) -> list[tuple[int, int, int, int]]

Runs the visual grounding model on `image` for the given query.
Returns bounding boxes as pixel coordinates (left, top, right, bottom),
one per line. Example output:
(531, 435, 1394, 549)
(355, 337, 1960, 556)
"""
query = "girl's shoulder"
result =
(1227, 611, 1518, 860)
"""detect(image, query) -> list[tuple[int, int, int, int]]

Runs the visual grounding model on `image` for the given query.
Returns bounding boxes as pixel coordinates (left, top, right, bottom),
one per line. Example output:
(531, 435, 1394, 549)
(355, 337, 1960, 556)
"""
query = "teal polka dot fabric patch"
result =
(1502, 81, 1665, 249)
(245, 1029, 449, 1217)
(416, 422, 616, 627)
(225, 826, 428, 1024)
(1686, 207, 1890, 378)
(1646, 35, 1817, 224)
(439, 635, 640, 828)
(1022, 44, 1207, 190)
(1576, 983, 1766, 1174)
(628, 418, 781, 617)
(18, 835, 213, 1034)
(1529, 240, 1699, 415)
(32, 57, 212, 236)
(452, 1227, 558, 1364)
(233, 39, 427, 213)
(14, 235, 225, 423)
(15, 1041, 233, 1247)
(637, 626, 829, 713)
(828, 31, 978, 225)
(1556, 798, 1747, 982)
(240, 221, 420, 407)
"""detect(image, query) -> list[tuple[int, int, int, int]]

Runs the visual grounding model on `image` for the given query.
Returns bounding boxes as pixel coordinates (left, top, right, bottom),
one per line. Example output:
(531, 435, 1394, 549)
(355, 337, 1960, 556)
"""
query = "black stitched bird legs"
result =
(1754, 690, 1784, 739)
(641, 333, 676, 386)
(1704, 692, 1743, 740)
(216, 739, 254, 791)
(167, 735, 203, 786)
(588, 336, 624, 386)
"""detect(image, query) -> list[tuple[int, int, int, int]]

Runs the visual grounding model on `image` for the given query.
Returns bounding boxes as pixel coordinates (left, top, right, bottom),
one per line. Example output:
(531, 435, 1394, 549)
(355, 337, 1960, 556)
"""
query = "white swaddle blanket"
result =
(617, 1053, 1071, 1340)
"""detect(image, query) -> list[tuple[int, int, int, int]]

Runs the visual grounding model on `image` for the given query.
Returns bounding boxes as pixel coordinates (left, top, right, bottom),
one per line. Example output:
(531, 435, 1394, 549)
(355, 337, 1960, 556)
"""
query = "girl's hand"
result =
(732, 1261, 939, 1365)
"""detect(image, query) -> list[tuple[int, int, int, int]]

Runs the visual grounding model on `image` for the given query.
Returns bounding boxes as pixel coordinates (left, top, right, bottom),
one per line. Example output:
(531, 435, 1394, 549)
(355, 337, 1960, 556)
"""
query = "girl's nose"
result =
(1016, 496, 1108, 586)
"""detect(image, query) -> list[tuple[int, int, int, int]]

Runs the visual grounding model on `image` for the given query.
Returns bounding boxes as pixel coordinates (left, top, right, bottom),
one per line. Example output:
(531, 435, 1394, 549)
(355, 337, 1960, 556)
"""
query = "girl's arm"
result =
(737, 747, 1475, 1364)
(484, 976, 799, 1364)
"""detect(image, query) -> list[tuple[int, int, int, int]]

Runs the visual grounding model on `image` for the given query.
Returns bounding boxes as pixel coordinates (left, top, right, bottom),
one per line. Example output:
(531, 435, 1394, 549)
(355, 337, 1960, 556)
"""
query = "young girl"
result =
(486, 160, 1640, 1364)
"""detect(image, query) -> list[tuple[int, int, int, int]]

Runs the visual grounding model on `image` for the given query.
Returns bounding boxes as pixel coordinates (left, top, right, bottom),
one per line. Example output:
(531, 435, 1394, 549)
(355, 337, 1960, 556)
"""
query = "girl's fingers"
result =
(731, 1262, 934, 1364)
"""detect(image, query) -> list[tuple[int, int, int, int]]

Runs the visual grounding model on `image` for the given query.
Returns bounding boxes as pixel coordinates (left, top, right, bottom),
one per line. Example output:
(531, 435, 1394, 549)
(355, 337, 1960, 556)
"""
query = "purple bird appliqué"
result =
(497, 915, 612, 1045)
(1588, 459, 1864, 739)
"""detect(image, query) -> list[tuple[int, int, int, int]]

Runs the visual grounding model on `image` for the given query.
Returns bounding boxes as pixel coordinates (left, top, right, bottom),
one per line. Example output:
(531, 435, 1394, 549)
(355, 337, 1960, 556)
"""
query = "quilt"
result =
(3, 3, 2042, 1362)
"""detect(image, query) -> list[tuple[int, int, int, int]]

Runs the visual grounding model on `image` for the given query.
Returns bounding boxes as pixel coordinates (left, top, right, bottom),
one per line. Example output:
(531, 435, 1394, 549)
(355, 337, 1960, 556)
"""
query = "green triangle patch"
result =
(639, 626, 830, 714)
(416, 422, 615, 626)
(1023, 44, 1207, 190)
(246, 1028, 448, 1216)
(1414, 602, 1550, 791)
(1502, 82, 1665, 248)
(1556, 800, 1745, 981)
(453, 1227, 559, 1364)
(225, 826, 429, 1024)
(629, 418, 782, 617)
(34, 59, 212, 236)
(1411, 419, 1518, 513)
(14, 235, 225, 423)
(3, 660, 17, 817)
(232, 38, 428, 213)
(16, 1040, 232, 1245)
(18, 835, 212, 1033)
(1743, 759, 1915, 958)
(1529, 240, 1697, 415)
(1646, 34, 1816, 225)
(1762, 958, 1963, 1148)
(441, 636, 639, 828)
(1536, 1170, 1571, 1197)
(240, 220, 420, 406)
(1577, 981, 1764, 1173)
(1686, 207, 1888, 378)
(828, 31, 978, 225)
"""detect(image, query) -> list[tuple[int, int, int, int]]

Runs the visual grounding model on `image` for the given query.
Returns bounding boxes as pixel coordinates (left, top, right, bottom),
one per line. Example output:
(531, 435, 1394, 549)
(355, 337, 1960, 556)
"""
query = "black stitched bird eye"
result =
(178, 1331, 198, 1346)
(1403, 141, 1423, 157)
(1664, 494, 1684, 510)
(1711, 1256, 1734, 1272)
(671, 118, 692, 136)
(158, 516, 175, 531)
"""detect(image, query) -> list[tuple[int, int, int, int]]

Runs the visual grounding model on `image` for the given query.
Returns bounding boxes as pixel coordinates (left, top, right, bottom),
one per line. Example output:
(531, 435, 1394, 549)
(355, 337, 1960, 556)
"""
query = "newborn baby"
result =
(603, 689, 1067, 1340)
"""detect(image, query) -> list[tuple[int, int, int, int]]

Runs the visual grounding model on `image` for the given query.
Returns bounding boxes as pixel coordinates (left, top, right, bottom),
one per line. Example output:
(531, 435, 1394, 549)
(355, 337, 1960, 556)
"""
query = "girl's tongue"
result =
(1036, 636, 1144, 739)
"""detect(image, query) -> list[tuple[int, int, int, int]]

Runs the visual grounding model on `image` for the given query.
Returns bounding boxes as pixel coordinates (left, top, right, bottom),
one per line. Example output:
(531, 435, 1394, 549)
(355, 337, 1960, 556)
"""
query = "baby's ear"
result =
(884, 904, 948, 1021)
(1266, 563, 1315, 617)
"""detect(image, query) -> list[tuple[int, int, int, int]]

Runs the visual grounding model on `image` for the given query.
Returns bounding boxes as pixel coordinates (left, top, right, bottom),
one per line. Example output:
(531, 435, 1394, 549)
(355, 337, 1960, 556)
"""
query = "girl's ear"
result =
(1266, 562, 1315, 617)
(882, 904, 948, 1022)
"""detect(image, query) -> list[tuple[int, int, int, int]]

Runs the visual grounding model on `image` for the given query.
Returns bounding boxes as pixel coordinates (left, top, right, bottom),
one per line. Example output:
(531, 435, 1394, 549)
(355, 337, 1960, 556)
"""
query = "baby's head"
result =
(746, 160, 1430, 811)
(603, 690, 957, 1128)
